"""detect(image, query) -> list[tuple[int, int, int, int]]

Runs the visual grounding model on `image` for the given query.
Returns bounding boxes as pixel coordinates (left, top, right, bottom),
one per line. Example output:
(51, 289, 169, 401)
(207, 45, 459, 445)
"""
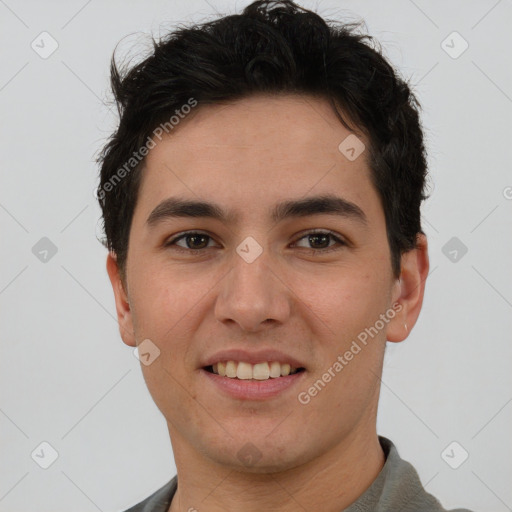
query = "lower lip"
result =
(200, 368, 306, 400)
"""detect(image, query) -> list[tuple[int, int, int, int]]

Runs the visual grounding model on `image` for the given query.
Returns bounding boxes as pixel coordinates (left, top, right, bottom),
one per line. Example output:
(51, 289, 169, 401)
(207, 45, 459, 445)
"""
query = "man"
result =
(97, 1, 474, 510)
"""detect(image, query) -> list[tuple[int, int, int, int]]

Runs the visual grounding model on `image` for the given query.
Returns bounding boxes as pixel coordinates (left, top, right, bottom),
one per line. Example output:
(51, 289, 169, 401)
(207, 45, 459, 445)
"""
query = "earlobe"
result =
(386, 234, 429, 343)
(106, 252, 136, 347)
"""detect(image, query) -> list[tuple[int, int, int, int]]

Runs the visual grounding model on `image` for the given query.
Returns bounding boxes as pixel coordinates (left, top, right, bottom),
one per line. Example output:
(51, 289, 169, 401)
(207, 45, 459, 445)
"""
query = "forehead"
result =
(135, 94, 380, 225)
(148, 94, 363, 163)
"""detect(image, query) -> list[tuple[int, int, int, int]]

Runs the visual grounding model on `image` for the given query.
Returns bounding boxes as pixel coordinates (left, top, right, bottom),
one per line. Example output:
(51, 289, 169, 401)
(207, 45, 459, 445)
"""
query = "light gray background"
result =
(1, 1, 511, 511)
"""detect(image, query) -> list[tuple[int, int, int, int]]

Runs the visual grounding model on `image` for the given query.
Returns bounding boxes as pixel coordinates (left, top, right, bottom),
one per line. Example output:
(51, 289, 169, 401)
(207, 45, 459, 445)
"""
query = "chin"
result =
(203, 435, 312, 475)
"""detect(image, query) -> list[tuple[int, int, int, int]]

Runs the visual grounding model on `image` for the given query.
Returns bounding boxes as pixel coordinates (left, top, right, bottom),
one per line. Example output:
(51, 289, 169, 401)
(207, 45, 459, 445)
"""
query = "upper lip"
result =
(201, 349, 306, 369)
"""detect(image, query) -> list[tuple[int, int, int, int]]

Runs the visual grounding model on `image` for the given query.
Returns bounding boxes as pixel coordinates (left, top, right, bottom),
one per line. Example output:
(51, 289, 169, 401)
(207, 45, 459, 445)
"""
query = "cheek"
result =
(132, 269, 202, 413)
(296, 266, 388, 341)
(140, 358, 200, 432)
(130, 262, 204, 336)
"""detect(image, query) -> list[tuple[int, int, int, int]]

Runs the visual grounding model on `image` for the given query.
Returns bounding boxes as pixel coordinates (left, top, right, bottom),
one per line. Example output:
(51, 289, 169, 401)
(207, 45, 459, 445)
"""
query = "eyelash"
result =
(164, 230, 347, 255)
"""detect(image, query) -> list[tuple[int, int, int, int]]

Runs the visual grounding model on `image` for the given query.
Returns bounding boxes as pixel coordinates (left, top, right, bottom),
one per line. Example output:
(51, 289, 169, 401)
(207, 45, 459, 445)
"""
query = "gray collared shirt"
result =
(122, 436, 474, 512)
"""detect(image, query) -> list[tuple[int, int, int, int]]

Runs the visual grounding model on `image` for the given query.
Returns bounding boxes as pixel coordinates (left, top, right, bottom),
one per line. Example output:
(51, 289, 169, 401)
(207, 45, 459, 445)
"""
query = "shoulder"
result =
(344, 437, 475, 512)
(121, 476, 177, 512)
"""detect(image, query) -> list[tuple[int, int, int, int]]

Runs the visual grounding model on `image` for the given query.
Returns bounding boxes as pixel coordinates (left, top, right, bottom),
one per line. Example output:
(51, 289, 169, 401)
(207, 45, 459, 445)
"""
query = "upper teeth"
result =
(211, 361, 300, 380)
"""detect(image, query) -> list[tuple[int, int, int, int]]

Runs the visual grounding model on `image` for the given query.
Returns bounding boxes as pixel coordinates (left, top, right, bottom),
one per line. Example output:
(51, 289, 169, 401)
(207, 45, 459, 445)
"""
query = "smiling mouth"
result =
(203, 361, 306, 380)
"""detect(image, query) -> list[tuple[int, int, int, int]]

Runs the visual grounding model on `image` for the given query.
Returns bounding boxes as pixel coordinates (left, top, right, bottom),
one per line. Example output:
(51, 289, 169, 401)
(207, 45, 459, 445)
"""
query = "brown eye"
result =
(293, 230, 346, 253)
(306, 233, 331, 249)
(182, 234, 210, 249)
(165, 231, 216, 251)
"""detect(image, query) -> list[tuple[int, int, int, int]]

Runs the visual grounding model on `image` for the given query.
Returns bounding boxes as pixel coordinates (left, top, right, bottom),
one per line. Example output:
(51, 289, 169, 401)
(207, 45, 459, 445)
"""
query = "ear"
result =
(106, 252, 136, 347)
(387, 233, 429, 343)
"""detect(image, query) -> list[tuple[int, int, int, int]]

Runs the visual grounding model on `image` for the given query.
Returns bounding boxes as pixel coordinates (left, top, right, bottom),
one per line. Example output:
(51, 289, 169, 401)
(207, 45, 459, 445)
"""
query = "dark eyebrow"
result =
(271, 195, 367, 225)
(146, 194, 367, 227)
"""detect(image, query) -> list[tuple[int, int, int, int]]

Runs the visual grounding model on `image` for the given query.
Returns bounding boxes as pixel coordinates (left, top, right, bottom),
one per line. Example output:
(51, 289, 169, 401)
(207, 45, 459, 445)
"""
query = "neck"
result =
(167, 426, 385, 512)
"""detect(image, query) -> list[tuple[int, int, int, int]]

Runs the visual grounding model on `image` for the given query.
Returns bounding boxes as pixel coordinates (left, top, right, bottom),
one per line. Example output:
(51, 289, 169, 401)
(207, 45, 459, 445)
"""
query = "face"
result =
(107, 94, 428, 473)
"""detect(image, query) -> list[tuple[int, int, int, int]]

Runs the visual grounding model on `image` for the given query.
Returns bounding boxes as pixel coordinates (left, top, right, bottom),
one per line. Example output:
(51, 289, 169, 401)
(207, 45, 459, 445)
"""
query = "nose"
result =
(214, 246, 292, 333)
